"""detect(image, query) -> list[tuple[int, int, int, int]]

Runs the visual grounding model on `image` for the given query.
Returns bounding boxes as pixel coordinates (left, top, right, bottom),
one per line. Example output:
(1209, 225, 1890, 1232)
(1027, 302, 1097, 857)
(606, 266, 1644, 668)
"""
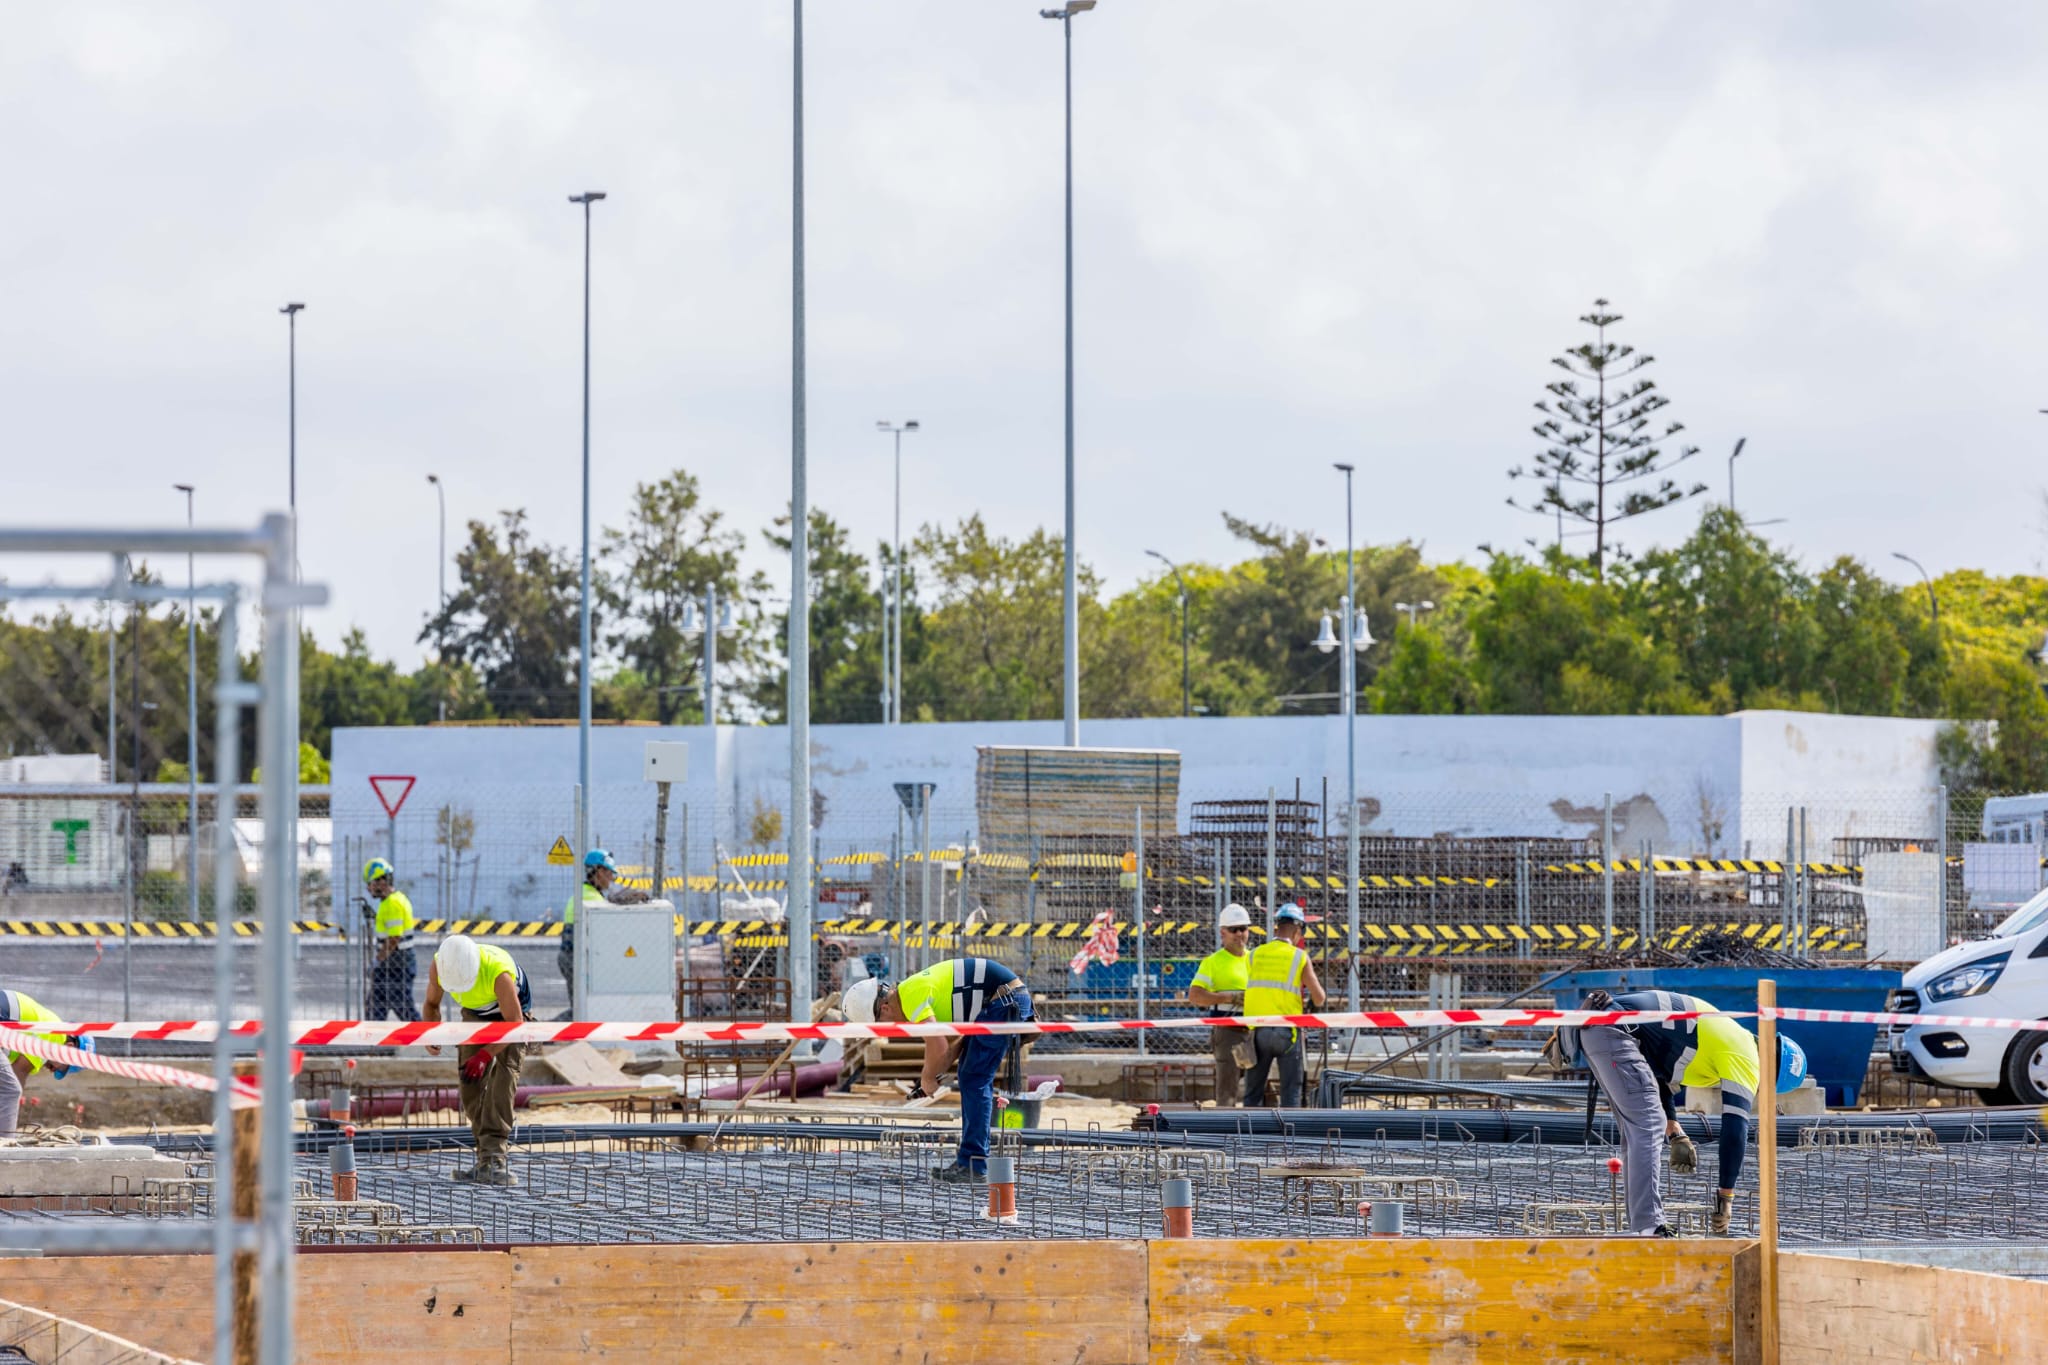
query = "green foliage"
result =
(752, 507, 885, 724)
(1468, 556, 1701, 714)
(421, 511, 583, 718)
(1939, 653, 2048, 790)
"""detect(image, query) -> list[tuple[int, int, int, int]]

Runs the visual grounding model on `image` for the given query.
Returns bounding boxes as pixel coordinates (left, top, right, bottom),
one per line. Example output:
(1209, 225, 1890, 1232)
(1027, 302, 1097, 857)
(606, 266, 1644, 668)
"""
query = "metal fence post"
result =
(1025, 834, 1039, 979)
(1516, 841, 1531, 961)
(1936, 784, 1949, 946)
(1135, 805, 1147, 1059)
(1264, 787, 1277, 915)
(1601, 792, 1614, 950)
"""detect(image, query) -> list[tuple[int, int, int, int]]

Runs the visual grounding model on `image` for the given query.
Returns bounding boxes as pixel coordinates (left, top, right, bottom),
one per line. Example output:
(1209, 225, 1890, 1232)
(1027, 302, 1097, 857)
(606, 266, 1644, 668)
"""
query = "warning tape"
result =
(1, 1031, 263, 1107)
(1, 1007, 1737, 1048)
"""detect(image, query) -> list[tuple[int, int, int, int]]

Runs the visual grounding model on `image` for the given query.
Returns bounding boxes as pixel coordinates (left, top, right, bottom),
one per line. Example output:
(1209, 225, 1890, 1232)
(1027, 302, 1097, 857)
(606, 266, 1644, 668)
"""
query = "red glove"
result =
(460, 1051, 494, 1081)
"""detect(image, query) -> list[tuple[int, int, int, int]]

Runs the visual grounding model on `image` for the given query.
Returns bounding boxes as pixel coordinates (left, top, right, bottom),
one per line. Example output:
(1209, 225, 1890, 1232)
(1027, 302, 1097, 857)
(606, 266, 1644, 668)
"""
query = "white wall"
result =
(331, 712, 1943, 918)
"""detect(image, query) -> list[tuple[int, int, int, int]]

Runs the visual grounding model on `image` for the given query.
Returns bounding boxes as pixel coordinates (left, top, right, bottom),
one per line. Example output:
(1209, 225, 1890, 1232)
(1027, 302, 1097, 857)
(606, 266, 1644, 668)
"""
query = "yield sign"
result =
(369, 775, 417, 819)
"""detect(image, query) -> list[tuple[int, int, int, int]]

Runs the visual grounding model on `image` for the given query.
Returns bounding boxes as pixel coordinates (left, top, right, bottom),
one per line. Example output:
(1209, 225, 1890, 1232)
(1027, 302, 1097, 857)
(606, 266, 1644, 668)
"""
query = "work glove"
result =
(907, 1084, 929, 1100)
(1668, 1132, 1698, 1176)
(1583, 989, 1616, 1012)
(1711, 1189, 1734, 1236)
(460, 1051, 494, 1082)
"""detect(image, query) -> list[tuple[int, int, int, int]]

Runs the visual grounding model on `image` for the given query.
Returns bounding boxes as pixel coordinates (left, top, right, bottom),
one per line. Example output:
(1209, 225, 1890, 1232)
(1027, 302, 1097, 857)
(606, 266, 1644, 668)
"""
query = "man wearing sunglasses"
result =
(1188, 904, 1255, 1105)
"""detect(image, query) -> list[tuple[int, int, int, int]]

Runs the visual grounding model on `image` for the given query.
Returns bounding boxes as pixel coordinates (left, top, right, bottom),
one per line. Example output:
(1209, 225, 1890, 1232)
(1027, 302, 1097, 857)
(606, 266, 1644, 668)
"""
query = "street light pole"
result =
(1893, 552, 1942, 654)
(568, 190, 606, 857)
(427, 473, 447, 722)
(1335, 461, 1360, 1012)
(789, 0, 815, 1029)
(1145, 549, 1190, 717)
(876, 420, 920, 725)
(279, 302, 304, 929)
(175, 484, 198, 924)
(1042, 0, 1095, 746)
(1728, 437, 1747, 513)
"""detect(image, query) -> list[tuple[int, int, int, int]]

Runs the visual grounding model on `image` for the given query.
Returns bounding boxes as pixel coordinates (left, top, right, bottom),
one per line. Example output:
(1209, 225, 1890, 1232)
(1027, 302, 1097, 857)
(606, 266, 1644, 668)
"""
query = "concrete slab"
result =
(0, 1144, 189, 1199)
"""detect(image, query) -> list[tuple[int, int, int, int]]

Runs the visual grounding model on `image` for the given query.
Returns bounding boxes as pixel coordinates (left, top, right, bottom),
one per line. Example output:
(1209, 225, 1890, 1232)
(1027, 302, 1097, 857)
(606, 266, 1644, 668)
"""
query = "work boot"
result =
(1650, 1224, 1677, 1239)
(931, 1164, 987, 1186)
(451, 1162, 478, 1183)
(1710, 1191, 1734, 1236)
(472, 1158, 516, 1189)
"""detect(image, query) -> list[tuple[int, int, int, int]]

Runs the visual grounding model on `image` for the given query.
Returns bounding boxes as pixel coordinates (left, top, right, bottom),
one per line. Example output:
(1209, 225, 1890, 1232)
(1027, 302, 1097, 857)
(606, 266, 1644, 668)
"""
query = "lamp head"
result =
(1333, 461, 1355, 474)
(280, 302, 305, 316)
(426, 473, 439, 486)
(173, 483, 194, 494)
(904, 420, 920, 432)
(679, 601, 703, 638)
(1314, 614, 1338, 655)
(569, 191, 608, 205)
(1353, 610, 1374, 650)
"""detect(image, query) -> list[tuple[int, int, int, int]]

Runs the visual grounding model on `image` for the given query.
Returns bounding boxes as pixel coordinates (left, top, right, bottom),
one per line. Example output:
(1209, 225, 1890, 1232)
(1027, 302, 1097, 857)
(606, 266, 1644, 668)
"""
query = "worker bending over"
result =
(1568, 988, 1807, 1236)
(844, 957, 1033, 1184)
(424, 934, 532, 1187)
(362, 859, 419, 1022)
(0, 989, 93, 1135)
(561, 848, 649, 1009)
(1187, 904, 1254, 1105)
(1242, 903, 1327, 1107)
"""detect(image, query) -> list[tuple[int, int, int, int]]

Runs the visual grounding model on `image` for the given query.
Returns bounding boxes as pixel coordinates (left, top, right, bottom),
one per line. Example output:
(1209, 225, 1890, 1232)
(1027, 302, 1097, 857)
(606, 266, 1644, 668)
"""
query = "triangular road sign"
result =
(369, 775, 416, 819)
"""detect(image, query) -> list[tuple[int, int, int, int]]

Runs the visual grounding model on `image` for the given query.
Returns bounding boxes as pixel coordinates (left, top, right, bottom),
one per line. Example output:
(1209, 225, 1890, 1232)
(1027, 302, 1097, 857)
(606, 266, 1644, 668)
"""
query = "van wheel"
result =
(1999, 1031, 2048, 1106)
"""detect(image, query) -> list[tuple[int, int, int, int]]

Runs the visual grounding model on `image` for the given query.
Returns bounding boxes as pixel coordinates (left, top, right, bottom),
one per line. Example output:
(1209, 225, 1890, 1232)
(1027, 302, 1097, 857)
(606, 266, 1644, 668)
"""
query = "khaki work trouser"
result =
(1209, 1024, 1247, 1106)
(457, 1007, 524, 1163)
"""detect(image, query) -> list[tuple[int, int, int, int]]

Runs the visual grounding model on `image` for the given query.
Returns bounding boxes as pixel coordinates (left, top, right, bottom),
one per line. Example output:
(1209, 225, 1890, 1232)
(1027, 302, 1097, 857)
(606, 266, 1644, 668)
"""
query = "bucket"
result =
(996, 1096, 1044, 1130)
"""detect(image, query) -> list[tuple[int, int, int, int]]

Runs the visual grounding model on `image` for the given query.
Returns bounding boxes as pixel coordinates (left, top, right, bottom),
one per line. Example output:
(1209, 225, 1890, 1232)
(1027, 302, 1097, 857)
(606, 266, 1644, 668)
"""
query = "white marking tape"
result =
(2, 1032, 262, 1107)
(4, 1007, 1739, 1048)
(1772, 1006, 2048, 1033)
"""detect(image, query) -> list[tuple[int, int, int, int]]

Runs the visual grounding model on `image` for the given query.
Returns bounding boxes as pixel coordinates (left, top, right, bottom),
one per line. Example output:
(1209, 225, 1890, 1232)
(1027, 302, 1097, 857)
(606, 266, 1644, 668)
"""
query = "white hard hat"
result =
(435, 934, 482, 995)
(1219, 904, 1252, 929)
(843, 977, 882, 1024)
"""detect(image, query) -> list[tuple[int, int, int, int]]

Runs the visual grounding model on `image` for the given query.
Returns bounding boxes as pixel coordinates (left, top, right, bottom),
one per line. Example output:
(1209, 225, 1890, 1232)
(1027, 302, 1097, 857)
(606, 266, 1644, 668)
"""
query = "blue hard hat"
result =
(1776, 1034, 1809, 1094)
(1274, 902, 1306, 923)
(362, 858, 395, 886)
(48, 1034, 95, 1080)
(584, 849, 618, 873)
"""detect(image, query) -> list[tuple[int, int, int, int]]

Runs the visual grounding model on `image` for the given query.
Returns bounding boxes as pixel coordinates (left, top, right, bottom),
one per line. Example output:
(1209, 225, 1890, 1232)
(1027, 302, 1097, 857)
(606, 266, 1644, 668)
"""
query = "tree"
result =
(1939, 652, 2048, 791)
(301, 627, 415, 757)
(1635, 507, 1818, 712)
(1468, 555, 1699, 715)
(599, 470, 754, 724)
(1509, 298, 1705, 578)
(421, 511, 583, 719)
(905, 515, 1076, 721)
(752, 508, 883, 724)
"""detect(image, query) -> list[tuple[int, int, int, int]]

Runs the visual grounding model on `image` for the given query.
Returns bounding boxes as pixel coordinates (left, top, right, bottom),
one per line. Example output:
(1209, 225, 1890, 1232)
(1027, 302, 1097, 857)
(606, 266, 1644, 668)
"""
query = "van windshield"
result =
(1989, 886, 2048, 939)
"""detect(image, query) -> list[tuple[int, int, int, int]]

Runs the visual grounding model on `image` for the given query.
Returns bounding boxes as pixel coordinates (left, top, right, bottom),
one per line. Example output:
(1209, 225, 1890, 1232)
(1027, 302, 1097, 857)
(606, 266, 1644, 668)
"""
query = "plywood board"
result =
(0, 1255, 213, 1358)
(1148, 1238, 1737, 1365)
(0, 1297, 203, 1365)
(530, 1041, 637, 1087)
(509, 1240, 1148, 1364)
(1780, 1253, 2048, 1363)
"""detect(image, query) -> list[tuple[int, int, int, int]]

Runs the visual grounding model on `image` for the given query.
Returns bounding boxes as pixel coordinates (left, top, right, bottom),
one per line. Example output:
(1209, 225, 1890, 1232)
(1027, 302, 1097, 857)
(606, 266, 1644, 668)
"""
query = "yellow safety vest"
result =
(564, 881, 606, 925)
(0, 989, 62, 1075)
(1191, 948, 1250, 1004)
(374, 891, 416, 939)
(895, 960, 955, 1024)
(1244, 940, 1308, 1026)
(449, 944, 521, 1013)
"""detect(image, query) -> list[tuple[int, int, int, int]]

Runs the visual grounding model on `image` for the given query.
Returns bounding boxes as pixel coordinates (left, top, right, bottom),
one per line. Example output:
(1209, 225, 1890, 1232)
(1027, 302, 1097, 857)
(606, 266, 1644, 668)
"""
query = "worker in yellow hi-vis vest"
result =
(1188, 903, 1255, 1105)
(1241, 902, 1327, 1107)
(362, 859, 419, 1022)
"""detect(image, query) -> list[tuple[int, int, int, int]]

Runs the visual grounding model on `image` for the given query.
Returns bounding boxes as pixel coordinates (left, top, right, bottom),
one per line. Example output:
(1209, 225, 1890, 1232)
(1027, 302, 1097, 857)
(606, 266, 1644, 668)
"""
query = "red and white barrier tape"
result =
(1771, 1005, 2048, 1033)
(2, 1032, 262, 1107)
(3, 1007, 1736, 1048)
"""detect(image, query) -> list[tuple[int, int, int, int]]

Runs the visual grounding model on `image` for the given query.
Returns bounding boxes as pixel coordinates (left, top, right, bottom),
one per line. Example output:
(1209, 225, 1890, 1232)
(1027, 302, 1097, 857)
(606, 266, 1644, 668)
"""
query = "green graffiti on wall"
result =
(50, 819, 89, 864)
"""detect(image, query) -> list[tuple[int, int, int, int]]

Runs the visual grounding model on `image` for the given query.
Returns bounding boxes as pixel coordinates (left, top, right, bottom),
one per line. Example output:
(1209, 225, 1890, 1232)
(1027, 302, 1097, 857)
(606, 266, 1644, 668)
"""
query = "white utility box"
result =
(577, 899, 678, 1044)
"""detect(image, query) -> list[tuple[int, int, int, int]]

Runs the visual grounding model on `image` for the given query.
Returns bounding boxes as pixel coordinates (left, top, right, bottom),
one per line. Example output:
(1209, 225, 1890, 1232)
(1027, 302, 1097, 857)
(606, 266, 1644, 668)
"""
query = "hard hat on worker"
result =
(584, 849, 618, 874)
(1219, 904, 1252, 929)
(1274, 902, 1306, 924)
(436, 933, 482, 995)
(843, 977, 882, 1024)
(1776, 1034, 1809, 1094)
(362, 858, 395, 886)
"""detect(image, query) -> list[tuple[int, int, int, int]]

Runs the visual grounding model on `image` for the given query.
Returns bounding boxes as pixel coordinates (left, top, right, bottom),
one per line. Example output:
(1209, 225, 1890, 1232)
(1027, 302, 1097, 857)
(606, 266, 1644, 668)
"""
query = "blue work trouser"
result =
(367, 948, 420, 1022)
(954, 989, 1033, 1173)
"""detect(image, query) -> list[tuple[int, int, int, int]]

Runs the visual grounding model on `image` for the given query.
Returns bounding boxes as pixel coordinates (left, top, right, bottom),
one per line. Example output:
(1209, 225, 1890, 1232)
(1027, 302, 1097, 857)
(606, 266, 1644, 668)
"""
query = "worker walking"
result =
(362, 859, 420, 1022)
(560, 848, 649, 1011)
(423, 934, 532, 1187)
(1566, 988, 1808, 1237)
(1187, 904, 1255, 1106)
(1241, 903, 1327, 1108)
(843, 957, 1033, 1184)
(0, 990, 93, 1135)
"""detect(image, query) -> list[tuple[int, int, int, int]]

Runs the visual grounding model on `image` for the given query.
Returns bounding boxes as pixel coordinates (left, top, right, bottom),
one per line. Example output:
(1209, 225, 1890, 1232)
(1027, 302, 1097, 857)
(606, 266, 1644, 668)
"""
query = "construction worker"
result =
(1566, 988, 1809, 1237)
(1187, 904, 1255, 1105)
(0, 989, 93, 1135)
(561, 848, 650, 1009)
(423, 933, 532, 1187)
(362, 858, 420, 1022)
(843, 957, 1033, 1184)
(1241, 902, 1327, 1107)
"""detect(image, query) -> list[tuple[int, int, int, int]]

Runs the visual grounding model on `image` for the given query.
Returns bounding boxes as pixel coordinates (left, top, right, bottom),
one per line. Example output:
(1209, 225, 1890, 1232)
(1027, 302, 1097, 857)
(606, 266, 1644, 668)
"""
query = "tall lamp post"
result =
(174, 484, 198, 923)
(788, 0, 815, 1029)
(1893, 552, 1941, 654)
(1144, 549, 1191, 717)
(876, 420, 919, 724)
(1316, 461, 1371, 1011)
(426, 473, 447, 722)
(279, 302, 304, 927)
(568, 190, 606, 858)
(1728, 437, 1747, 513)
(1042, 0, 1096, 747)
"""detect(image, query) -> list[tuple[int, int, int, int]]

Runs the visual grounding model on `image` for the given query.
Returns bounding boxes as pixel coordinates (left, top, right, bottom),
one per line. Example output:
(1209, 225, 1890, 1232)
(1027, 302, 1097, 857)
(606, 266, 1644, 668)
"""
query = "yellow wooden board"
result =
(1148, 1237, 1738, 1365)
(1779, 1253, 2048, 1363)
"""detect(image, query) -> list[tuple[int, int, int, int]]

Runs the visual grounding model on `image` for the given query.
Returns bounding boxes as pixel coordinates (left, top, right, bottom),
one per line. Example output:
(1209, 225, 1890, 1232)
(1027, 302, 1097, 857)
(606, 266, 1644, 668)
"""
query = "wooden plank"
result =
(1733, 1243, 1761, 1365)
(0, 1255, 214, 1358)
(1148, 1238, 1737, 1365)
(509, 1240, 1147, 1364)
(1779, 1253, 2048, 1363)
(0, 1297, 203, 1365)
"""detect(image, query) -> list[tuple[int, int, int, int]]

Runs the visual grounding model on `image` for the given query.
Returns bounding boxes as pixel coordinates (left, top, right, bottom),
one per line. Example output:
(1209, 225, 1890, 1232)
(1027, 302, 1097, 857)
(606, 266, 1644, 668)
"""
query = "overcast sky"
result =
(6, 1, 2045, 669)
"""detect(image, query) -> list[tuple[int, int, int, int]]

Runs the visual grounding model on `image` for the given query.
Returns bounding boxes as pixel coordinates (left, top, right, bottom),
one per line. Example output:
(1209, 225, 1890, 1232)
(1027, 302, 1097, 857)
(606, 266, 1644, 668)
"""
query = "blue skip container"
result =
(1554, 967, 1901, 1107)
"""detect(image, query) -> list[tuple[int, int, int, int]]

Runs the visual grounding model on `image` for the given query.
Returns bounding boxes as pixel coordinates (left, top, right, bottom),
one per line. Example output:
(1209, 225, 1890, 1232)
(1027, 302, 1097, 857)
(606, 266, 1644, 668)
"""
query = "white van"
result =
(1889, 884, 2048, 1104)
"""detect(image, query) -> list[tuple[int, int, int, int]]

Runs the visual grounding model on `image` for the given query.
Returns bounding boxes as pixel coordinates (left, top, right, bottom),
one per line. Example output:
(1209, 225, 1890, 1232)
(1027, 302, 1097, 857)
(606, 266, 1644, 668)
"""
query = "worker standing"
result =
(843, 957, 1033, 1185)
(362, 859, 419, 1022)
(560, 848, 650, 1010)
(1241, 903, 1327, 1107)
(1187, 904, 1255, 1106)
(423, 934, 532, 1187)
(0, 989, 93, 1135)
(1566, 988, 1808, 1237)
